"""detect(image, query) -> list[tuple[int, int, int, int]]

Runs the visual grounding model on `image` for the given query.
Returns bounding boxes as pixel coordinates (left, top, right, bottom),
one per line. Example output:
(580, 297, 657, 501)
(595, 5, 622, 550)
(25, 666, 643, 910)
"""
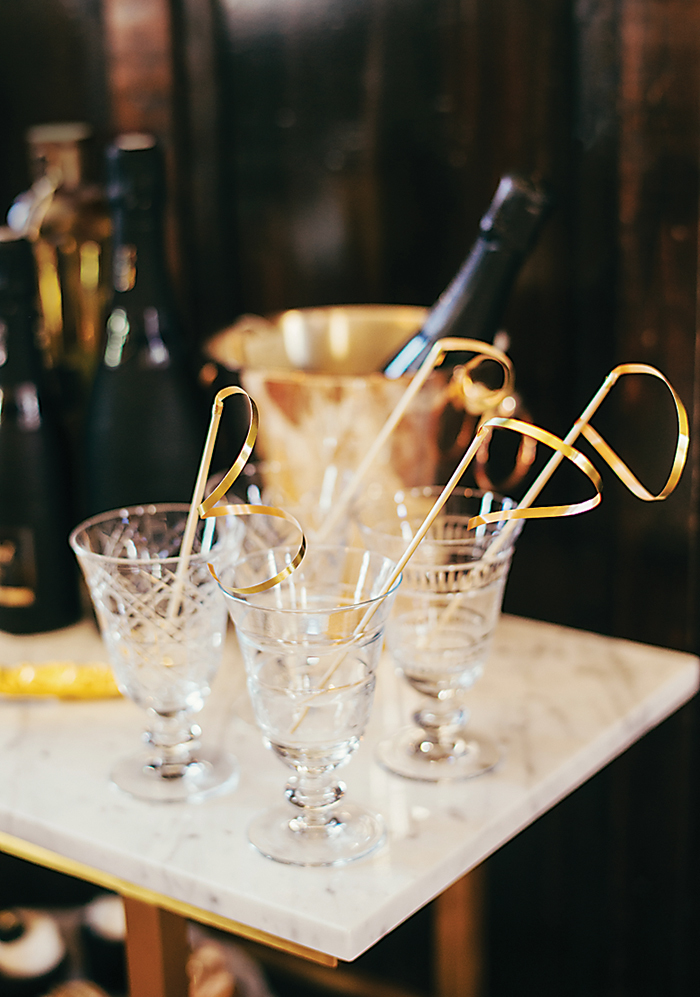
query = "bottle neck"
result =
(30, 141, 83, 192)
(0, 297, 44, 385)
(382, 175, 550, 377)
(0, 237, 44, 387)
(111, 206, 170, 301)
(103, 205, 180, 369)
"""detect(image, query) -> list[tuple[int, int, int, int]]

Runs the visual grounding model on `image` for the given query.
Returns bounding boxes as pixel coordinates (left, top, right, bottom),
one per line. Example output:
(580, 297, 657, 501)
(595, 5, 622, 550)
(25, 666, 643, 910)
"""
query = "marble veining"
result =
(0, 615, 697, 960)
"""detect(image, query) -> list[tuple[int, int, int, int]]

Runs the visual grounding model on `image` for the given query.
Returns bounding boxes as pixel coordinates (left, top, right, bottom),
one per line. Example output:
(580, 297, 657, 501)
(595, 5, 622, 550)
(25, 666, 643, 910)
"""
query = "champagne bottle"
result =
(383, 174, 551, 378)
(0, 231, 81, 633)
(9, 123, 112, 399)
(83, 134, 206, 516)
(8, 123, 112, 519)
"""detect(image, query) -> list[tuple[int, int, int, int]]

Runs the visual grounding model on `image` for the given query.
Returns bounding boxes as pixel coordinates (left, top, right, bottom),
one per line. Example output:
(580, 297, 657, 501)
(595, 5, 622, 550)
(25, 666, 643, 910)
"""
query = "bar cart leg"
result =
(123, 895, 190, 997)
(433, 865, 485, 997)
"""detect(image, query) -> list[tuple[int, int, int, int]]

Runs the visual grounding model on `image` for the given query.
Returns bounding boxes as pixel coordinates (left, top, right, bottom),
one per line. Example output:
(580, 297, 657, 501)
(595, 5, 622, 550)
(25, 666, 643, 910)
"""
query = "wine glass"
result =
(219, 545, 400, 866)
(70, 503, 242, 802)
(357, 487, 521, 781)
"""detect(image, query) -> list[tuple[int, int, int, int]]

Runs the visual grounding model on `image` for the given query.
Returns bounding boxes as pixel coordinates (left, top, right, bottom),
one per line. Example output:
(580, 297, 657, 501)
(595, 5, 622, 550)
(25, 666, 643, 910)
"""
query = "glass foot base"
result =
(376, 726, 500, 781)
(111, 750, 239, 802)
(249, 803, 386, 867)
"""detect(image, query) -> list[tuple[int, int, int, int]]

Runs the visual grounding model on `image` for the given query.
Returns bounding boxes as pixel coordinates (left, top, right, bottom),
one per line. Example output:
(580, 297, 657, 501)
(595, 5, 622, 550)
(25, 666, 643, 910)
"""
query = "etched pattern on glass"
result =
(86, 556, 227, 715)
(71, 504, 242, 802)
(221, 545, 399, 866)
(357, 487, 521, 781)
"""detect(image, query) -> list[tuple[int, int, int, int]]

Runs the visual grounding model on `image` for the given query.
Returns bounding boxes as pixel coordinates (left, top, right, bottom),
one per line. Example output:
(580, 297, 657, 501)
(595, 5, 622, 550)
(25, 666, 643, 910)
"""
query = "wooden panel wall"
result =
(1, 0, 699, 993)
(0, 0, 108, 205)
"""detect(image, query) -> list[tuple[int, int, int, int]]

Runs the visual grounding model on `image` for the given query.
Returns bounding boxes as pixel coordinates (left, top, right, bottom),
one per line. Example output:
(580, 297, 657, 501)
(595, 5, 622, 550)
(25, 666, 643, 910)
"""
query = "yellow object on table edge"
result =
(0, 661, 121, 699)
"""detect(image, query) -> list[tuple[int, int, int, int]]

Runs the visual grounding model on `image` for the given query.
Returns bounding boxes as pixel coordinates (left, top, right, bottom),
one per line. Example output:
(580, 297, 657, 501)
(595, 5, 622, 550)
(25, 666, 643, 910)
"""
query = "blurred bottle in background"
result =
(0, 231, 81, 633)
(8, 123, 111, 456)
(83, 134, 206, 516)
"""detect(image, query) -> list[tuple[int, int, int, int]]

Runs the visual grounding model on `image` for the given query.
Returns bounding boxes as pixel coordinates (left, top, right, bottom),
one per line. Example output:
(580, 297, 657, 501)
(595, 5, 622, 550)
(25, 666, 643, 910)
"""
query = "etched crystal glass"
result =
(358, 487, 521, 781)
(220, 545, 400, 866)
(70, 503, 242, 802)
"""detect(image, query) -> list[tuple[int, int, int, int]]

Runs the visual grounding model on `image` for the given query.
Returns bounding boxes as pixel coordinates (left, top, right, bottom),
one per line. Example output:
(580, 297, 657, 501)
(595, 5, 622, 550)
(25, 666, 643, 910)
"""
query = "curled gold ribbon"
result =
(195, 386, 307, 596)
(289, 363, 688, 730)
(465, 362, 688, 537)
(316, 337, 513, 543)
(200, 385, 259, 505)
(204, 503, 307, 596)
(466, 417, 603, 529)
(444, 342, 536, 493)
(576, 363, 689, 501)
(444, 338, 515, 414)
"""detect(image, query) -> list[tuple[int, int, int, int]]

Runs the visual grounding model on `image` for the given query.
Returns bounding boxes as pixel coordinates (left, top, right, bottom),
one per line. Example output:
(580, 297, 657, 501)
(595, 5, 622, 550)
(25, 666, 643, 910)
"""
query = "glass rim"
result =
(218, 543, 402, 616)
(69, 502, 217, 567)
(357, 486, 520, 552)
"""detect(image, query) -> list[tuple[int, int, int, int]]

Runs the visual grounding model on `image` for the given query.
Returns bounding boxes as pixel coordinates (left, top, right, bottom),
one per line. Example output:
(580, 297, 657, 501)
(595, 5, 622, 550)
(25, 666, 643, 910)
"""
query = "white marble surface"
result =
(0, 614, 698, 961)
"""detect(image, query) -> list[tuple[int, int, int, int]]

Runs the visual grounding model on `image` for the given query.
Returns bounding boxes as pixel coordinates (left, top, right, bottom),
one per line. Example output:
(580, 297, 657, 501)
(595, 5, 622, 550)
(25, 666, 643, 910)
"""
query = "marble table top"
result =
(0, 615, 697, 961)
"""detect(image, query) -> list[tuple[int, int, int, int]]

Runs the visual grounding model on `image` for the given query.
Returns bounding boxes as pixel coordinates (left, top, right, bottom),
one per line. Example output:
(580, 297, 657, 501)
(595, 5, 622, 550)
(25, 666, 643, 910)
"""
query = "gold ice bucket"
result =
(205, 305, 463, 514)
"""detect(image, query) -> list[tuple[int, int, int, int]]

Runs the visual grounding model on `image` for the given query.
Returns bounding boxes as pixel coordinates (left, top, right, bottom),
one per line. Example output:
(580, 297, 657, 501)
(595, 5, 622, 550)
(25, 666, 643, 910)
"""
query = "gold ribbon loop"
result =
(198, 387, 307, 596)
(198, 363, 687, 595)
(467, 417, 603, 529)
(315, 337, 514, 543)
(577, 363, 689, 501)
(205, 504, 307, 596)
(198, 385, 259, 512)
(440, 337, 514, 415)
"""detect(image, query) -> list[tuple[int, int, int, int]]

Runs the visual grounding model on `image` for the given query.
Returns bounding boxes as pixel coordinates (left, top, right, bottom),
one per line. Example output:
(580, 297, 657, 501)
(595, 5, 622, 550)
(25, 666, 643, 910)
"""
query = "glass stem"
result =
(144, 710, 201, 778)
(414, 701, 469, 746)
(285, 769, 345, 829)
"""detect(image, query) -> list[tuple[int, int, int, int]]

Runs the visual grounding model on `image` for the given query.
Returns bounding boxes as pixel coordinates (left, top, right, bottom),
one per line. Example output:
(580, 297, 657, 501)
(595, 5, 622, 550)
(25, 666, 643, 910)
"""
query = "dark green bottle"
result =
(383, 174, 551, 378)
(0, 231, 81, 633)
(84, 134, 205, 516)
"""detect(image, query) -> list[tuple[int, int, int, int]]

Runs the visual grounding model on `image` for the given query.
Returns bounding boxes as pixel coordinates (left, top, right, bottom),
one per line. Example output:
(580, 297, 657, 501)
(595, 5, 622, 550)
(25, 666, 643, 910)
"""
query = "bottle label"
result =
(0, 528, 37, 607)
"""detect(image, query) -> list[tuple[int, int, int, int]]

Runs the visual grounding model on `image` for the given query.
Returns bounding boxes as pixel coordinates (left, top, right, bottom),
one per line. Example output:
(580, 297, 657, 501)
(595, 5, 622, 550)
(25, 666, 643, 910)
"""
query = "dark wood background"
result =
(1, 1, 699, 994)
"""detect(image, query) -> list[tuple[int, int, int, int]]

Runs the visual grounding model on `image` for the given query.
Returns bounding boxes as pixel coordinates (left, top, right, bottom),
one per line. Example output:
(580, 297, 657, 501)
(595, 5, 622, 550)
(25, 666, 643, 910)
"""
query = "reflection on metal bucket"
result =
(204, 305, 527, 529)
(205, 306, 461, 519)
